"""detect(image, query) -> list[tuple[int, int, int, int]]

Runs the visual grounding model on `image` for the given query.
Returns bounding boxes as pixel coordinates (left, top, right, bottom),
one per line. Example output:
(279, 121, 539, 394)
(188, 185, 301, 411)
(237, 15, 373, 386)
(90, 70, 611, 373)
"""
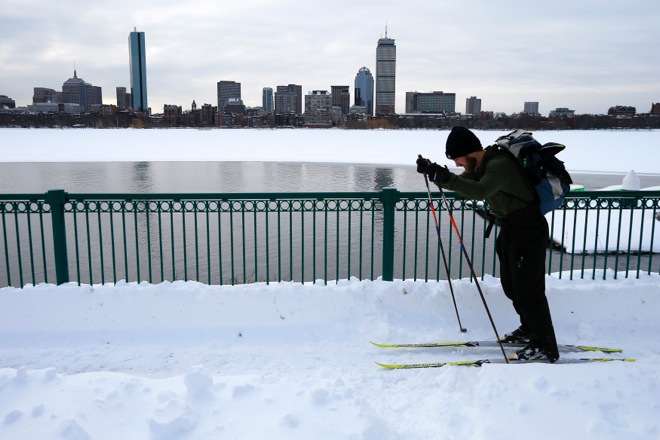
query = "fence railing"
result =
(2, 188, 659, 288)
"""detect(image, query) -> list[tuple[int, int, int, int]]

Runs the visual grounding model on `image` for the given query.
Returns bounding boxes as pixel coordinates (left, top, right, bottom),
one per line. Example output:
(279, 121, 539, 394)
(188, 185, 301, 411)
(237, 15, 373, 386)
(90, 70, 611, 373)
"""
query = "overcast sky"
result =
(2, 0, 659, 116)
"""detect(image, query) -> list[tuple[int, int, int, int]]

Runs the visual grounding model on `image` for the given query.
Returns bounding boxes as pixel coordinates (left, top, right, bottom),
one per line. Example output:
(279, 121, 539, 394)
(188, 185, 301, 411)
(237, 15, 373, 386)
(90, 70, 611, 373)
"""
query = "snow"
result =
(622, 169, 641, 191)
(1, 128, 660, 439)
(2, 128, 660, 175)
(549, 208, 660, 254)
(1, 275, 659, 439)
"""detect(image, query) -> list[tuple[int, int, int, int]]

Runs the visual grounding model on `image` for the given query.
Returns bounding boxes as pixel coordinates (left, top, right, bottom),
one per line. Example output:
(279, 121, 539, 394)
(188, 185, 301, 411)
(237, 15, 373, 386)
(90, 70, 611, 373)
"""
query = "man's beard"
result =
(464, 156, 477, 172)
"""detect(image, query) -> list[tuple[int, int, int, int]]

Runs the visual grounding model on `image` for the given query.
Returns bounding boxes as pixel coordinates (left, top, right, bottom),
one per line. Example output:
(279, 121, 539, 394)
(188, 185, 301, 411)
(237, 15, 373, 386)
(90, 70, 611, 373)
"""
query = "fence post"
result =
(46, 189, 70, 285)
(380, 187, 400, 282)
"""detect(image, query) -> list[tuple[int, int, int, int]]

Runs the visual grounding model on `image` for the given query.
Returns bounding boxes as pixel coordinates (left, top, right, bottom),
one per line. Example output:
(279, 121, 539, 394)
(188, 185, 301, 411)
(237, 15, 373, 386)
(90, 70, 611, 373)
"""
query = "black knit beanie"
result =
(445, 126, 483, 159)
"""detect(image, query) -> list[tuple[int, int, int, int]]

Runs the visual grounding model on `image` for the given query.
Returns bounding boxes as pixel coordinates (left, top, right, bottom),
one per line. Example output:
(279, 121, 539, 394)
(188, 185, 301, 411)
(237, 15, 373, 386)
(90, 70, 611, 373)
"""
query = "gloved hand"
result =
(416, 155, 451, 184)
(416, 155, 433, 174)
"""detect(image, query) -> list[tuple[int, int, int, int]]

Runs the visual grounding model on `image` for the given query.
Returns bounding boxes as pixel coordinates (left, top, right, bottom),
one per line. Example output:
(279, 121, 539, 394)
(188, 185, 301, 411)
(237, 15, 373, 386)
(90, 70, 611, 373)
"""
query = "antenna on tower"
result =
(385, 22, 388, 38)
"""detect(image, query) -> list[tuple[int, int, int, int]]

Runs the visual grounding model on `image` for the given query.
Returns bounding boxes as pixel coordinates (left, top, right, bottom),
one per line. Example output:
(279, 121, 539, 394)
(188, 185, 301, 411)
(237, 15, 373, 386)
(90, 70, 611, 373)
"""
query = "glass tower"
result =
(375, 28, 396, 115)
(262, 87, 273, 113)
(129, 29, 148, 112)
(354, 67, 374, 116)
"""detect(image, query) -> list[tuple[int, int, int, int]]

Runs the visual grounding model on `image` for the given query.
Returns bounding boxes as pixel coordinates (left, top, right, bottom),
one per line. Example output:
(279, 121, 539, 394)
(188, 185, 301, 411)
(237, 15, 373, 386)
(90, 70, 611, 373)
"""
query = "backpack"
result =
(494, 129, 573, 215)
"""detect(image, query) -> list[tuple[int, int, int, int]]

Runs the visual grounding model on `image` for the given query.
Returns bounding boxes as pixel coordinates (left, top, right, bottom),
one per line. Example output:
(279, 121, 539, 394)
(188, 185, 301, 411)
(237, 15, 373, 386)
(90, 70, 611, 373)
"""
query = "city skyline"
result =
(1, 1, 659, 115)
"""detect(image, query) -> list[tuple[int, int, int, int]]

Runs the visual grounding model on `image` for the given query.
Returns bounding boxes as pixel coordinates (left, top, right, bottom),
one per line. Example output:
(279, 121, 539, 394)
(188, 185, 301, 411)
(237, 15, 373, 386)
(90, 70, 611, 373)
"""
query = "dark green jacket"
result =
(441, 147, 536, 218)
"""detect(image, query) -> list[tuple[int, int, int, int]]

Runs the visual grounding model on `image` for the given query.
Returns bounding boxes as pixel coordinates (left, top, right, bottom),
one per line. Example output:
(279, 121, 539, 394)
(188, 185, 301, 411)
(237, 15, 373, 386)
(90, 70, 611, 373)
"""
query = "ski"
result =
(376, 357, 636, 369)
(370, 340, 622, 354)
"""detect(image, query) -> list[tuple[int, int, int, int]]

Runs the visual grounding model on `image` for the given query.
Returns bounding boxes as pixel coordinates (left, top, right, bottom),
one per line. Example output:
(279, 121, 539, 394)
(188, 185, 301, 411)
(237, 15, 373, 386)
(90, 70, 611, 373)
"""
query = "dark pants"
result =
(496, 204, 559, 358)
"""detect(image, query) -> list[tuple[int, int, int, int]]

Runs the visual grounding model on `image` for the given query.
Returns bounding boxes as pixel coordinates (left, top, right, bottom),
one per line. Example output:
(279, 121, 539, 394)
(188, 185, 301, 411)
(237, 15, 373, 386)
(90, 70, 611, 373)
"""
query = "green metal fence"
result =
(2, 188, 659, 288)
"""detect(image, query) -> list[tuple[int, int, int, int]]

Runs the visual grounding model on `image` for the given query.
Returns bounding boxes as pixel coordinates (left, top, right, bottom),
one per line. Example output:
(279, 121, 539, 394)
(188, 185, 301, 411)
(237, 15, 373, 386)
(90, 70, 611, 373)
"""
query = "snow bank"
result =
(549, 209, 660, 253)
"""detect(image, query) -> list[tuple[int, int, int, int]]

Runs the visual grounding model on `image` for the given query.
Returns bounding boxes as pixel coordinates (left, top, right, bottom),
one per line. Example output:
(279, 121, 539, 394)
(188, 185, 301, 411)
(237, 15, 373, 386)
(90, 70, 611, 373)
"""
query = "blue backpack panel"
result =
(495, 130, 573, 215)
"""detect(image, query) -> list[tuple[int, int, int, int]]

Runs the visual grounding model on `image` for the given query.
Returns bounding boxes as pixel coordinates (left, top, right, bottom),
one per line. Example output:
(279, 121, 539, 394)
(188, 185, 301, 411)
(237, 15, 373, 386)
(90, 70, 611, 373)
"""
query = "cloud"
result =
(1, 0, 659, 115)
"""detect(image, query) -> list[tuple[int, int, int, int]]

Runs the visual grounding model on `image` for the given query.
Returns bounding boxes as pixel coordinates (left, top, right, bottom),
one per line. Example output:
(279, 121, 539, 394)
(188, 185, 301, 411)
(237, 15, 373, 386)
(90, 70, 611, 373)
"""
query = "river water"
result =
(2, 161, 659, 194)
(1, 162, 659, 287)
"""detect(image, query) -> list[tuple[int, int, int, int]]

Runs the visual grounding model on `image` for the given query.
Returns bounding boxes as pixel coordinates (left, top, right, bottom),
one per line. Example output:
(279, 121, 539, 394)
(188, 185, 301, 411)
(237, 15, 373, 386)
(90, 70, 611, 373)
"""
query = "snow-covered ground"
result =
(1, 128, 660, 439)
(2, 128, 660, 176)
(1, 274, 659, 439)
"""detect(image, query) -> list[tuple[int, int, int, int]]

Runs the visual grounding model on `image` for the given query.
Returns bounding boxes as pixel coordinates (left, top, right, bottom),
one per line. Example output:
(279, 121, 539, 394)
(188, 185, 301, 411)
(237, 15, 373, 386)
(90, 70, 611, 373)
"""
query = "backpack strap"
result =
(480, 145, 540, 238)
(484, 211, 497, 239)
(481, 145, 539, 204)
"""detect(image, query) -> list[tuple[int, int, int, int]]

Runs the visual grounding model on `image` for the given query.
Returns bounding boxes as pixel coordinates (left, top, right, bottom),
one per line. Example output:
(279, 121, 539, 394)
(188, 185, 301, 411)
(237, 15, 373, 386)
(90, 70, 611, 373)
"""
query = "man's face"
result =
(453, 154, 477, 172)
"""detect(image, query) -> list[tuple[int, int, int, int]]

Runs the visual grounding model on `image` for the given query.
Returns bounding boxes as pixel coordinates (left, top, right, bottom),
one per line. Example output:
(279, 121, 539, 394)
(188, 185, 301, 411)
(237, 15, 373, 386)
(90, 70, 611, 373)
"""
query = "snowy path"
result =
(1, 274, 659, 439)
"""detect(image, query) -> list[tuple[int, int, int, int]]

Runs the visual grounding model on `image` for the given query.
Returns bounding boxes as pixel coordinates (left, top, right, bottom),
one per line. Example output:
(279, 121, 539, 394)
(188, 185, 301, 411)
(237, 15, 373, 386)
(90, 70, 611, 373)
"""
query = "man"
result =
(417, 126, 559, 362)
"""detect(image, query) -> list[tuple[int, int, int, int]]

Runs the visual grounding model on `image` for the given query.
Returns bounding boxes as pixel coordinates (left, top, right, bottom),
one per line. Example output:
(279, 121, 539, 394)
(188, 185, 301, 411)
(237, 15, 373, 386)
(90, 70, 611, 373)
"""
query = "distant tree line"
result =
(1, 110, 659, 130)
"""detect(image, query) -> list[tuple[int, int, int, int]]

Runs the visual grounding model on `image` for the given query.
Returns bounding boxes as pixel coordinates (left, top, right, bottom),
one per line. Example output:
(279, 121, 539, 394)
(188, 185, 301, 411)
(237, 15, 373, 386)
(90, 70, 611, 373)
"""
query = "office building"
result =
(405, 91, 455, 114)
(608, 106, 635, 117)
(62, 70, 102, 112)
(349, 105, 368, 116)
(375, 28, 396, 115)
(27, 102, 83, 113)
(129, 29, 148, 112)
(116, 87, 131, 110)
(651, 103, 660, 115)
(262, 87, 273, 113)
(466, 96, 481, 116)
(304, 90, 333, 126)
(33, 87, 61, 104)
(331, 85, 350, 115)
(217, 81, 241, 113)
(225, 98, 246, 114)
(200, 103, 217, 126)
(0, 95, 16, 109)
(549, 107, 576, 118)
(274, 84, 302, 115)
(163, 104, 182, 124)
(354, 67, 374, 116)
(523, 101, 539, 115)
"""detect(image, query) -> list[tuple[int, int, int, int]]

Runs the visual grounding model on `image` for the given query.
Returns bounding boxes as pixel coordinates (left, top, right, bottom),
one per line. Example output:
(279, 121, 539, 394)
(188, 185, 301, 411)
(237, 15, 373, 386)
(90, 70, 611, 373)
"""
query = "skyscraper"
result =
(274, 84, 302, 115)
(62, 70, 102, 112)
(129, 29, 148, 112)
(217, 81, 241, 113)
(354, 67, 374, 116)
(375, 28, 396, 115)
(262, 87, 273, 113)
(331, 85, 350, 115)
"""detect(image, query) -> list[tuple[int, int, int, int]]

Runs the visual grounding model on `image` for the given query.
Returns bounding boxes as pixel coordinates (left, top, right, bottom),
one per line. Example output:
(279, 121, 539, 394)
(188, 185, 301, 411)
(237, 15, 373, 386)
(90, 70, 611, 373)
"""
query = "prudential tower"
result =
(375, 27, 396, 115)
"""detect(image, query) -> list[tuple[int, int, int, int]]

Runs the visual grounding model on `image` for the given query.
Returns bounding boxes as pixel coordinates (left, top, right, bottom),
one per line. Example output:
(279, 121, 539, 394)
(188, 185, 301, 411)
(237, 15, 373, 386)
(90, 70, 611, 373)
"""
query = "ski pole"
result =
(434, 183, 508, 363)
(423, 174, 467, 333)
